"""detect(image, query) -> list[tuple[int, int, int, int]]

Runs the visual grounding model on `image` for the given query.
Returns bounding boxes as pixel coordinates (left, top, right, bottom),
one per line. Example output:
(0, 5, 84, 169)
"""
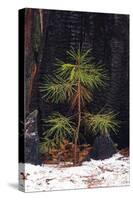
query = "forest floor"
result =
(19, 153, 129, 192)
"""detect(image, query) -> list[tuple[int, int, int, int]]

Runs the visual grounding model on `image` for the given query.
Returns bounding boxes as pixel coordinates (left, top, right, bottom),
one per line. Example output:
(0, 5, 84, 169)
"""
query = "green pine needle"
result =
(39, 75, 76, 103)
(84, 112, 120, 136)
(42, 112, 75, 142)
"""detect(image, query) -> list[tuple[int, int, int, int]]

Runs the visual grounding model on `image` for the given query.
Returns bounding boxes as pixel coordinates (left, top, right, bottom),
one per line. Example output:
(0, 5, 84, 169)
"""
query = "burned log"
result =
(24, 110, 41, 165)
(87, 135, 117, 160)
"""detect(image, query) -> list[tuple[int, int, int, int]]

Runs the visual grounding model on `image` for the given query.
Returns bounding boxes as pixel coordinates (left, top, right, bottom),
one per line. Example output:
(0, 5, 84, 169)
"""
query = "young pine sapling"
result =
(40, 48, 119, 165)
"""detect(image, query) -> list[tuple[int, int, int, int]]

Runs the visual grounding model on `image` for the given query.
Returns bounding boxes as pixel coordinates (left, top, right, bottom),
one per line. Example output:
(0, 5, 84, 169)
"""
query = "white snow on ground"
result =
(19, 153, 129, 192)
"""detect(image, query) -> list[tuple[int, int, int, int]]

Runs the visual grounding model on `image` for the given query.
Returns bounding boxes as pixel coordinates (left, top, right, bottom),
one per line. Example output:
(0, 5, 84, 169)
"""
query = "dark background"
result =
(21, 9, 129, 153)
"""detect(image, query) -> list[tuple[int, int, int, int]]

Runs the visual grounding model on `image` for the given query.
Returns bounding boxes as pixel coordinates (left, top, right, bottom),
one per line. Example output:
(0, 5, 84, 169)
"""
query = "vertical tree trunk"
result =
(39, 9, 43, 34)
(74, 62, 81, 166)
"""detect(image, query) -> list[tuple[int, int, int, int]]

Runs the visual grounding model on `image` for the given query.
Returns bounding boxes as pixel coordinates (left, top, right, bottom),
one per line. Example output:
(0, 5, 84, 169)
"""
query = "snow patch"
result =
(19, 153, 129, 192)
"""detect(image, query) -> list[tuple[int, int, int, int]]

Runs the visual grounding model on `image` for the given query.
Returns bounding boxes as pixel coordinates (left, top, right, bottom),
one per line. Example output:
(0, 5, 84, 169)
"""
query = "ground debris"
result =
(19, 153, 129, 192)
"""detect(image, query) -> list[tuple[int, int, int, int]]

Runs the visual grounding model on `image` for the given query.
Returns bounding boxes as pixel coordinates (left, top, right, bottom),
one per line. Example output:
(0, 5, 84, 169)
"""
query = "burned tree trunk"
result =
(24, 110, 41, 165)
